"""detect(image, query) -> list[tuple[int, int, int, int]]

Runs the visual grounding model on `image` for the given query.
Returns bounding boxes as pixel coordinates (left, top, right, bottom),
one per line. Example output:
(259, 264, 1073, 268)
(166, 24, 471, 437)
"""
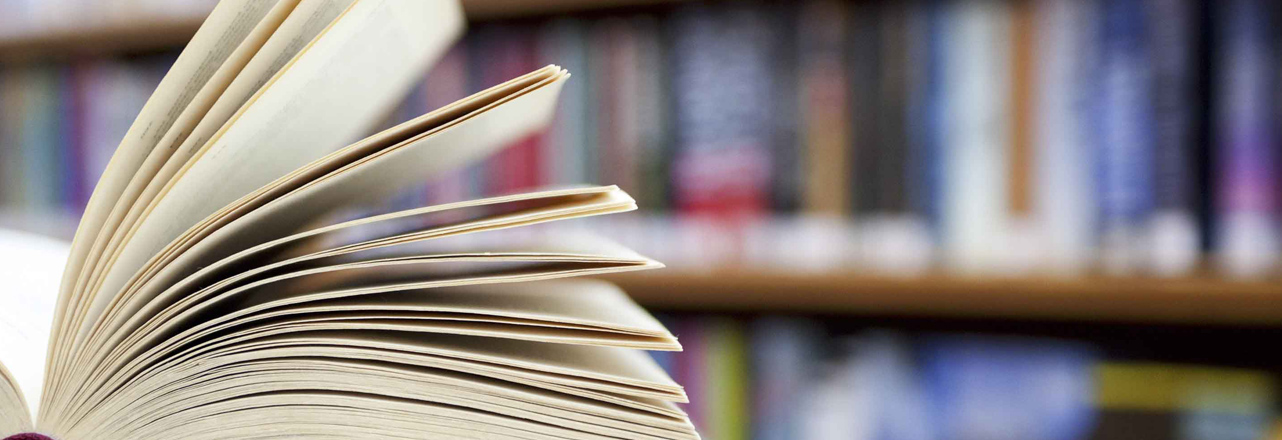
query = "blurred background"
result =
(4, 0, 1282, 439)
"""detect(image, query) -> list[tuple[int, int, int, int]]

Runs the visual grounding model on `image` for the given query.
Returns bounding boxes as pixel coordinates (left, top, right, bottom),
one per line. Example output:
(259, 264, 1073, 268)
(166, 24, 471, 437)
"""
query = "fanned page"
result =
(19, 0, 694, 439)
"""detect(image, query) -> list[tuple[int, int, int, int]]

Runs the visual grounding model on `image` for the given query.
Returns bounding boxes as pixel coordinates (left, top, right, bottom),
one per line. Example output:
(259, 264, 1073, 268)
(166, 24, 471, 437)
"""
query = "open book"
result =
(0, 1, 695, 439)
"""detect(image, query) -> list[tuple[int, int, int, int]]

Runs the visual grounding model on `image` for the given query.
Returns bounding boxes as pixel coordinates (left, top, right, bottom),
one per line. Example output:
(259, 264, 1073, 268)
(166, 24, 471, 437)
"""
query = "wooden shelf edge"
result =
(599, 270, 1282, 325)
(0, 18, 204, 61)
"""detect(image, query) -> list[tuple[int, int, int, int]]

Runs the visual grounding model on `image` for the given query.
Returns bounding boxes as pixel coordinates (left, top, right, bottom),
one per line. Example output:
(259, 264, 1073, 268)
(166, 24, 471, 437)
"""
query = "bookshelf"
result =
(603, 270, 1282, 325)
(0, 0, 686, 60)
(5, 0, 1282, 327)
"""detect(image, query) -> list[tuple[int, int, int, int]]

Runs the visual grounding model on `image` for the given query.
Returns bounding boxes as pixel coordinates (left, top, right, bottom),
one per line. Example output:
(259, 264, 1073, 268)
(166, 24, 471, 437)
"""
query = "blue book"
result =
(915, 0, 946, 245)
(20, 67, 62, 212)
(749, 317, 822, 440)
(920, 336, 1098, 440)
(1098, 0, 1155, 274)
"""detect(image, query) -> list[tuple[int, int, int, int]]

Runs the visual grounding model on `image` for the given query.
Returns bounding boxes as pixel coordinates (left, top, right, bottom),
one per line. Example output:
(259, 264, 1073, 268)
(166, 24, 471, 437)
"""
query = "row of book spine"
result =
(5, 0, 1282, 277)
(655, 315, 1279, 440)
(0, 56, 171, 214)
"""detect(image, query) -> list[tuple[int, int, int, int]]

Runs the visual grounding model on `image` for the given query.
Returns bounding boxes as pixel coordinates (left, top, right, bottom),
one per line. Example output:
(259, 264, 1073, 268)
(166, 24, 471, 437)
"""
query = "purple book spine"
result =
(1216, 0, 1280, 277)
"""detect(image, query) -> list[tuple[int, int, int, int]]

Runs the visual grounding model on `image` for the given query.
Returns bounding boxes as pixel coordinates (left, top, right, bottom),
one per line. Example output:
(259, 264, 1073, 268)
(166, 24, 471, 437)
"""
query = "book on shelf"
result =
(11, 0, 1282, 280)
(1215, 0, 1281, 278)
(0, 1, 694, 439)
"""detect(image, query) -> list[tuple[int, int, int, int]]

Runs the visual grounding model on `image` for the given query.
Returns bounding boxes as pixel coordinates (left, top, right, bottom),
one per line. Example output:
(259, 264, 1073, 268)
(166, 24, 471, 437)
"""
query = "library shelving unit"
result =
(5, 0, 1282, 328)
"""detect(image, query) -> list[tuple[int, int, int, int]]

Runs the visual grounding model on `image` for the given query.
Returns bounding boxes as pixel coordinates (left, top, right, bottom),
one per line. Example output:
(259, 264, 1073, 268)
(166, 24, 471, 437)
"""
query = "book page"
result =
(66, 0, 301, 367)
(79, 67, 566, 383)
(0, 361, 32, 434)
(77, 186, 632, 395)
(45, 0, 285, 418)
(95, 0, 354, 295)
(77, 0, 463, 353)
(111, 359, 693, 439)
(0, 229, 68, 421)
(104, 187, 630, 355)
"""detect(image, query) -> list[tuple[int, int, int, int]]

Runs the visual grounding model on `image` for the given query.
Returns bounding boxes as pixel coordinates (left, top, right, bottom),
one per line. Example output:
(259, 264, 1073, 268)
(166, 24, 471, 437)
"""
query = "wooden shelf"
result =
(0, 0, 686, 61)
(600, 270, 1282, 325)
(0, 18, 207, 61)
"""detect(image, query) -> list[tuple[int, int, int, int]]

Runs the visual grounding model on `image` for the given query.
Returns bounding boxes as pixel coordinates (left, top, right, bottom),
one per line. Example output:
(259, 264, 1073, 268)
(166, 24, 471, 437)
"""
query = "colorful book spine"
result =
(669, 5, 773, 217)
(672, 318, 707, 435)
(798, 0, 850, 216)
(1214, 0, 1280, 278)
(705, 318, 748, 440)
(1093, 364, 1275, 440)
(592, 19, 641, 201)
(1099, 0, 1155, 275)
(1006, 0, 1038, 273)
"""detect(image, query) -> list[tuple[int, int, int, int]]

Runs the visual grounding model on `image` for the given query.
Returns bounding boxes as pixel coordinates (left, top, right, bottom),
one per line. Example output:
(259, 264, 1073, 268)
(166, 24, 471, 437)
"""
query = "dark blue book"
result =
(1147, 0, 1202, 276)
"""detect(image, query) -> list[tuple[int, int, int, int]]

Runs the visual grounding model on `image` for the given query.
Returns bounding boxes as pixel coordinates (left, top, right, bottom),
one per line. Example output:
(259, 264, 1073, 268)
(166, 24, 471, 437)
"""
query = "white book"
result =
(1033, 0, 1100, 274)
(941, 0, 1013, 274)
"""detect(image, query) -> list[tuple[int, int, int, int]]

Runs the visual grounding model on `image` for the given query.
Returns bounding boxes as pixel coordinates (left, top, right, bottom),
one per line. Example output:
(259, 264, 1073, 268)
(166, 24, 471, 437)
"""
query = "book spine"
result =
(921, 336, 1097, 439)
(632, 16, 671, 212)
(847, 0, 880, 221)
(878, 2, 910, 219)
(705, 318, 748, 440)
(920, 0, 948, 244)
(1215, 0, 1281, 277)
(750, 318, 821, 440)
(941, 0, 1012, 273)
(799, 0, 850, 216)
(1147, 0, 1201, 276)
(1099, 0, 1156, 275)
(859, 1, 934, 274)
(670, 5, 772, 217)
(1035, 0, 1101, 274)
(673, 318, 707, 434)
(767, 3, 802, 213)
(65, 64, 89, 212)
(21, 67, 59, 211)
(594, 19, 641, 199)
(1006, 0, 1039, 273)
